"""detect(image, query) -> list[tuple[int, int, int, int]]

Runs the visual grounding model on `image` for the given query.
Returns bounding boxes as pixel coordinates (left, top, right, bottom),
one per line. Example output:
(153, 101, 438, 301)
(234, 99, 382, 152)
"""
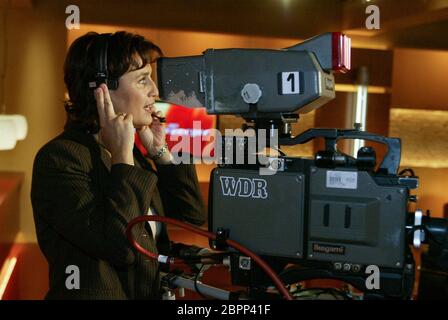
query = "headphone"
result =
(88, 33, 119, 90)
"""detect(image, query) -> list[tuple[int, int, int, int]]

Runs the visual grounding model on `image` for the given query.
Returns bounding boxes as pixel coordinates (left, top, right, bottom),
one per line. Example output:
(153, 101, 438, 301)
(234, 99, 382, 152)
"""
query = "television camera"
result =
(127, 32, 448, 300)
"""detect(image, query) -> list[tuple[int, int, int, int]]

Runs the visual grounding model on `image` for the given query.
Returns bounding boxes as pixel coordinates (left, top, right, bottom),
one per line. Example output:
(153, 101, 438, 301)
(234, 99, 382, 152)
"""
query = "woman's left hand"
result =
(137, 111, 166, 156)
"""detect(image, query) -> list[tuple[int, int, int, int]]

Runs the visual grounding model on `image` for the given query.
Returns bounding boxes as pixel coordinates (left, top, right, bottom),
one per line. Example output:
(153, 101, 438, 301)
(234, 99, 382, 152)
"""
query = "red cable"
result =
(126, 215, 293, 300)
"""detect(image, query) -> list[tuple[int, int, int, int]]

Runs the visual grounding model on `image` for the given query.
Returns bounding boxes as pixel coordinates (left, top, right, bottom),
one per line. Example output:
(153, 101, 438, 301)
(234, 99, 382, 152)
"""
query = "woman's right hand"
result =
(94, 84, 135, 166)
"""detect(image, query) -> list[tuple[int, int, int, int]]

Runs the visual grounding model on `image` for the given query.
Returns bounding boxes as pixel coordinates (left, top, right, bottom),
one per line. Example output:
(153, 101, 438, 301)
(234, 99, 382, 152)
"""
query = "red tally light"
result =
(332, 32, 351, 73)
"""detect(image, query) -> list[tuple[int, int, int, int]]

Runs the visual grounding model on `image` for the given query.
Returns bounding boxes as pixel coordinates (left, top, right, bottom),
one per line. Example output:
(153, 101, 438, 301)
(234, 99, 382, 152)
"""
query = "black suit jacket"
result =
(31, 128, 206, 299)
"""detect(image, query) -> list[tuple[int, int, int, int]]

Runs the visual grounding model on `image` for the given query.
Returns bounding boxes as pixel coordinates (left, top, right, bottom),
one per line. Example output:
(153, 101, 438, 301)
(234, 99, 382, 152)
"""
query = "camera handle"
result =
(279, 128, 401, 175)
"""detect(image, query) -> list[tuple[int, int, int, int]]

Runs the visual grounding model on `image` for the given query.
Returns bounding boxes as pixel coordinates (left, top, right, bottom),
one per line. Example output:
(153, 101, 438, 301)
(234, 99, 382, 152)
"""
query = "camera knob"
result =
(241, 83, 262, 104)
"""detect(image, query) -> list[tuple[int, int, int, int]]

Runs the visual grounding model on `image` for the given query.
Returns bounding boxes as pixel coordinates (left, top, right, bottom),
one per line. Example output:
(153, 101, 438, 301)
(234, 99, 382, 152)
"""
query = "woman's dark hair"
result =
(63, 31, 162, 134)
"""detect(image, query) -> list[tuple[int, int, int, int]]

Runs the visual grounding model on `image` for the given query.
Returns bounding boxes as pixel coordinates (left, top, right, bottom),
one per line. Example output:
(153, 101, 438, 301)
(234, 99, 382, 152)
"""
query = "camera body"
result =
(209, 154, 415, 298)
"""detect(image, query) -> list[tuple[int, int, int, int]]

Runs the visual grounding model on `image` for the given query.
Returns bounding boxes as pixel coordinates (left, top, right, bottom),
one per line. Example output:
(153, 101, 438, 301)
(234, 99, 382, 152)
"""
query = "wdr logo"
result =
(219, 176, 268, 199)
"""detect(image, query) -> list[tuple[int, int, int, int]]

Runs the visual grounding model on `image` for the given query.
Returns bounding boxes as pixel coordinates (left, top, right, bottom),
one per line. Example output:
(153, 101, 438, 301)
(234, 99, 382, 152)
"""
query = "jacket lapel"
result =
(58, 128, 171, 252)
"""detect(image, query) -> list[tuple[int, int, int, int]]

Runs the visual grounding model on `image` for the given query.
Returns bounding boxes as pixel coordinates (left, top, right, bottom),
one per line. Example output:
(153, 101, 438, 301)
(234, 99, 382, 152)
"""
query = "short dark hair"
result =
(63, 31, 162, 134)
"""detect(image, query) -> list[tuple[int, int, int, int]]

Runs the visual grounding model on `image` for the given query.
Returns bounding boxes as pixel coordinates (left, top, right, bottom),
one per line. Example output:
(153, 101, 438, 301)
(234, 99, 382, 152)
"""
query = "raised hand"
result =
(137, 111, 166, 154)
(94, 84, 135, 166)
(137, 110, 172, 163)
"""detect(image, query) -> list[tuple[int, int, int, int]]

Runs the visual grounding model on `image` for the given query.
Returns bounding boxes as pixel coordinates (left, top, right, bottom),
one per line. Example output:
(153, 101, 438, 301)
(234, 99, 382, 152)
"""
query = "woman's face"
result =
(109, 60, 159, 128)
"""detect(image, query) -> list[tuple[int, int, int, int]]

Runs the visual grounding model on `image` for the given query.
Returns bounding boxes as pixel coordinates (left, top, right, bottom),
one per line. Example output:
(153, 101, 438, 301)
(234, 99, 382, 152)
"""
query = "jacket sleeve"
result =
(31, 141, 157, 267)
(155, 162, 206, 226)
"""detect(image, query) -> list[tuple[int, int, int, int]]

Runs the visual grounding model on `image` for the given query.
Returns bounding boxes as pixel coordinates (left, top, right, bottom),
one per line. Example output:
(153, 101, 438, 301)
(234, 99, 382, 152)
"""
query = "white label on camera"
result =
(281, 72, 300, 94)
(326, 171, 358, 189)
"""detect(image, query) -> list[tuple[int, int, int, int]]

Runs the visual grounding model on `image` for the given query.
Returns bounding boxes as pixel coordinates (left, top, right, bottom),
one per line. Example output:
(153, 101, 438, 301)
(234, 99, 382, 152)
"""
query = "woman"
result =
(31, 31, 206, 299)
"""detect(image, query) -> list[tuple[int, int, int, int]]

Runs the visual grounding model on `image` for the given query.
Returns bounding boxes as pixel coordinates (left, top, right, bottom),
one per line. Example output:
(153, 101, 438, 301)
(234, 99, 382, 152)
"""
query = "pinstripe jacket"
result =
(31, 128, 206, 300)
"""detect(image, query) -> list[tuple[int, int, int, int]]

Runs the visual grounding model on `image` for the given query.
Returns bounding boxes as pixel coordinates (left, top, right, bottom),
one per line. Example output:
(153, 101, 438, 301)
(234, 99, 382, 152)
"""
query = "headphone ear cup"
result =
(89, 34, 118, 90)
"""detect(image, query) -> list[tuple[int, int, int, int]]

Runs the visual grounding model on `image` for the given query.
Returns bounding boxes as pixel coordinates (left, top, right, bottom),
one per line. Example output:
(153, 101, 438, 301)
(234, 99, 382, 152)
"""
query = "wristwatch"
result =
(151, 143, 169, 160)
